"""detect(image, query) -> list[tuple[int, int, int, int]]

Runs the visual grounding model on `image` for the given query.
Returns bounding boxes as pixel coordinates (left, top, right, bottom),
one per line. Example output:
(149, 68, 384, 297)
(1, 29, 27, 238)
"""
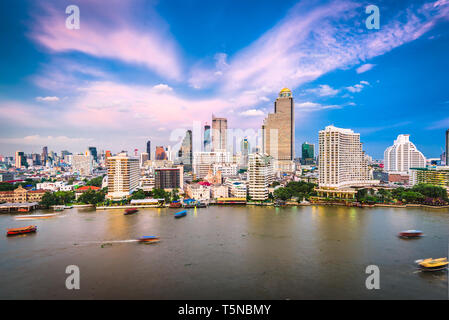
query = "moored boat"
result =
(416, 258, 448, 272)
(15, 213, 57, 220)
(138, 236, 160, 243)
(124, 208, 139, 215)
(169, 201, 182, 208)
(174, 210, 187, 219)
(6, 225, 37, 236)
(398, 230, 423, 238)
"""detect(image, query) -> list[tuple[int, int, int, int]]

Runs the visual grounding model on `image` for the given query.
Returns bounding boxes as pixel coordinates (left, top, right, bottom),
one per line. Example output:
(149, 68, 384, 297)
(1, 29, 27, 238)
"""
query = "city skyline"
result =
(1, 0, 449, 158)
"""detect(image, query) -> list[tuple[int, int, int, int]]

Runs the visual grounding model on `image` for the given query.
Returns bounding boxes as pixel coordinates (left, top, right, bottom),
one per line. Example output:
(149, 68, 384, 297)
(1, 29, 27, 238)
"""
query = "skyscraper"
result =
(107, 153, 140, 200)
(301, 142, 315, 165)
(178, 130, 192, 171)
(155, 146, 168, 160)
(88, 146, 98, 162)
(318, 126, 372, 188)
(41, 146, 48, 166)
(146, 140, 151, 159)
(15, 151, 26, 168)
(212, 116, 227, 151)
(204, 123, 211, 152)
(384, 134, 426, 174)
(446, 129, 449, 166)
(262, 88, 295, 172)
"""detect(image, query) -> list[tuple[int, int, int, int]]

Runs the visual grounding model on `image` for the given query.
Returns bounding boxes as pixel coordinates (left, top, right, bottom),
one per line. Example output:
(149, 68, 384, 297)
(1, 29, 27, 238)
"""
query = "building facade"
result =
(154, 166, 183, 190)
(410, 167, 449, 191)
(248, 153, 274, 201)
(262, 88, 295, 172)
(384, 134, 426, 174)
(106, 153, 140, 200)
(301, 142, 315, 165)
(0, 185, 46, 203)
(318, 126, 374, 189)
(212, 116, 227, 151)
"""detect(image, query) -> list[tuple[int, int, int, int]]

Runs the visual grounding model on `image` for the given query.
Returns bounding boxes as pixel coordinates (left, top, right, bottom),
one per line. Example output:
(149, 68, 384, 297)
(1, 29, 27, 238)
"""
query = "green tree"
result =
(40, 192, 59, 208)
(171, 188, 180, 202)
(130, 189, 146, 200)
(273, 187, 292, 201)
(78, 190, 105, 205)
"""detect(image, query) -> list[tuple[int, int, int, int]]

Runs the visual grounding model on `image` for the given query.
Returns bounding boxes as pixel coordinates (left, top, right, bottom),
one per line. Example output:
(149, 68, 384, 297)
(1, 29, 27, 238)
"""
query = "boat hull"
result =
(7, 226, 37, 236)
(124, 208, 138, 215)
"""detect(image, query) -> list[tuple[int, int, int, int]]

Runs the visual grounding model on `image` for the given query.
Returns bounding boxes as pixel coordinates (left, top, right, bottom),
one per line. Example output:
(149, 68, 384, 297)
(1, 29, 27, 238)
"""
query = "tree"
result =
(130, 189, 146, 200)
(40, 192, 59, 208)
(171, 188, 180, 202)
(152, 188, 170, 202)
(273, 187, 292, 201)
(78, 190, 105, 205)
(86, 175, 104, 188)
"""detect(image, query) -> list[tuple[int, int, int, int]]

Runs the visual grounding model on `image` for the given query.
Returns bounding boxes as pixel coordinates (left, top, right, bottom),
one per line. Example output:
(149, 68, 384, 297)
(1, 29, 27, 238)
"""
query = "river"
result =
(0, 205, 448, 299)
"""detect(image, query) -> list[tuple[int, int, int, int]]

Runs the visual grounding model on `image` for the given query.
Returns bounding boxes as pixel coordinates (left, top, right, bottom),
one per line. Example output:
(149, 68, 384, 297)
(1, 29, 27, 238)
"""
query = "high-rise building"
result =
(72, 154, 93, 176)
(146, 140, 151, 159)
(212, 116, 227, 151)
(41, 146, 48, 166)
(107, 153, 140, 200)
(248, 153, 274, 201)
(140, 152, 149, 167)
(301, 142, 315, 165)
(177, 130, 193, 171)
(446, 129, 449, 165)
(262, 88, 295, 172)
(15, 151, 26, 168)
(155, 146, 168, 160)
(240, 137, 250, 168)
(88, 147, 98, 162)
(318, 126, 374, 188)
(204, 124, 211, 152)
(154, 166, 183, 190)
(384, 134, 426, 174)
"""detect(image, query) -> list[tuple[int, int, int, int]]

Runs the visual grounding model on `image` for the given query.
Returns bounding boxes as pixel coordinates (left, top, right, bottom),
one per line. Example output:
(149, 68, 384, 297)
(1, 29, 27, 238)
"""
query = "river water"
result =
(0, 205, 448, 299)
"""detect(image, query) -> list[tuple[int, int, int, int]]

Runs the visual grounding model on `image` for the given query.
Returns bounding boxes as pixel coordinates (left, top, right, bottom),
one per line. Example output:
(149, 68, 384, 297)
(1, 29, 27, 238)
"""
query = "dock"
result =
(0, 202, 39, 213)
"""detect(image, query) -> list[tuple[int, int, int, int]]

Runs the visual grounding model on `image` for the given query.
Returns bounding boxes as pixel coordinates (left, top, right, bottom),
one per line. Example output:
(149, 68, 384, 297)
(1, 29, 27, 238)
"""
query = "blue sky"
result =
(0, 0, 448, 159)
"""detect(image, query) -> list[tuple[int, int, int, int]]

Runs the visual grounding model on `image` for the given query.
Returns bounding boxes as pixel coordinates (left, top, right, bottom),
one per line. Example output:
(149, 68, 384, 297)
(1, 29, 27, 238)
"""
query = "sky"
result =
(0, 0, 449, 159)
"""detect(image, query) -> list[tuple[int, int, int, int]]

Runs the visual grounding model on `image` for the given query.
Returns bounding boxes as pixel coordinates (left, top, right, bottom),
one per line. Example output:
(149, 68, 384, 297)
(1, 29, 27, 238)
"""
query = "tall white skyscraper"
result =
(106, 153, 140, 200)
(212, 116, 227, 151)
(384, 134, 426, 174)
(318, 126, 373, 188)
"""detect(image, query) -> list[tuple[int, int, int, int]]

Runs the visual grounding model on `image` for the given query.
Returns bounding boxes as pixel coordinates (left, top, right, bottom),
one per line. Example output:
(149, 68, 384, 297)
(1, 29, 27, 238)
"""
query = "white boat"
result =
(14, 213, 59, 220)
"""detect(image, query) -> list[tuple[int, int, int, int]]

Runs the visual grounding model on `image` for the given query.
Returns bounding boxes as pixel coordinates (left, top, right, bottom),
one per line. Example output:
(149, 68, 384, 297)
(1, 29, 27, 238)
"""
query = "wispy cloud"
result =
(36, 96, 60, 102)
(30, 0, 183, 80)
(356, 63, 376, 74)
(346, 80, 370, 93)
(239, 109, 265, 117)
(306, 84, 339, 97)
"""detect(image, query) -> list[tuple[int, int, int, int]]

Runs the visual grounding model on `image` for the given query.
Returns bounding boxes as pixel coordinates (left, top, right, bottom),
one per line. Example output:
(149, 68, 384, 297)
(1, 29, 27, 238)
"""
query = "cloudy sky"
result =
(1, 0, 449, 158)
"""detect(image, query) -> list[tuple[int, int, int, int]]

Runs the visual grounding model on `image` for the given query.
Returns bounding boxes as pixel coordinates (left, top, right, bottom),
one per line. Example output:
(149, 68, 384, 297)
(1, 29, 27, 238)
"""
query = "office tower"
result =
(41, 146, 48, 166)
(155, 146, 168, 160)
(318, 126, 372, 188)
(178, 130, 193, 171)
(204, 123, 211, 152)
(248, 153, 274, 201)
(154, 166, 183, 190)
(192, 151, 232, 179)
(107, 153, 140, 200)
(446, 129, 449, 165)
(262, 88, 295, 172)
(31, 153, 41, 166)
(301, 142, 315, 165)
(212, 116, 227, 151)
(88, 147, 98, 162)
(140, 152, 149, 167)
(15, 151, 26, 168)
(240, 137, 250, 168)
(72, 154, 93, 176)
(384, 134, 426, 174)
(146, 140, 151, 159)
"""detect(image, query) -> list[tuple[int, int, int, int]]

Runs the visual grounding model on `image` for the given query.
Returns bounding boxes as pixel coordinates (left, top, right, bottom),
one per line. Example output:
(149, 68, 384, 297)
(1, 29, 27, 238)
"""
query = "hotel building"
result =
(262, 88, 295, 173)
(154, 166, 183, 190)
(384, 134, 426, 174)
(248, 153, 274, 201)
(106, 153, 140, 200)
(410, 166, 449, 191)
(316, 126, 377, 199)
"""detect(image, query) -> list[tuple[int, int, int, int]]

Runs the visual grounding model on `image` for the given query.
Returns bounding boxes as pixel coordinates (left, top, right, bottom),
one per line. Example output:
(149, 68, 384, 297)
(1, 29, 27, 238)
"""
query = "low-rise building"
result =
(211, 184, 228, 199)
(185, 183, 211, 202)
(0, 185, 46, 203)
(410, 166, 449, 191)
